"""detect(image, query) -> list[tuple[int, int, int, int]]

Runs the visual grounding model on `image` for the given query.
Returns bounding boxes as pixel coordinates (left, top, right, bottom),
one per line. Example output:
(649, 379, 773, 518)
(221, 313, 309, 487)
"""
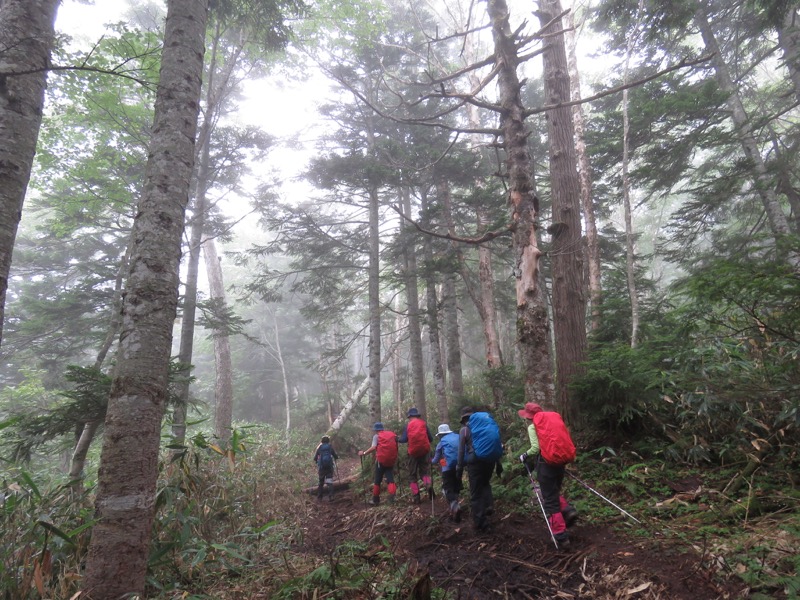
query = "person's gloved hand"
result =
(495, 462, 504, 477)
(518, 453, 528, 463)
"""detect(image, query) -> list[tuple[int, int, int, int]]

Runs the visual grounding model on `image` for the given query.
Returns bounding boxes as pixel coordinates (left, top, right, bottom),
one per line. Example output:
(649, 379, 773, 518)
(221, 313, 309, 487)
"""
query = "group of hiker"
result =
(314, 402, 580, 546)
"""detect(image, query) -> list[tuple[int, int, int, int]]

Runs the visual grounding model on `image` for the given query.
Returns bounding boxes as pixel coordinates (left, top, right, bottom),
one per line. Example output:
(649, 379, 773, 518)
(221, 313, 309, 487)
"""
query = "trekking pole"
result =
(523, 461, 559, 549)
(430, 466, 435, 517)
(566, 471, 641, 524)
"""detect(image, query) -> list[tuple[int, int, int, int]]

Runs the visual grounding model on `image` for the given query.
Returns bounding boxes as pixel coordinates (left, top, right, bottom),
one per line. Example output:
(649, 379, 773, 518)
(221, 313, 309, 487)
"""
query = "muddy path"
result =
(300, 458, 744, 599)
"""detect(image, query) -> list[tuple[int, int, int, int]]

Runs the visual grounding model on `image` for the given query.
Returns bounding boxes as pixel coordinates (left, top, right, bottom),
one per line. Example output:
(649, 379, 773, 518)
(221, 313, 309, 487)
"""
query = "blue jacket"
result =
(431, 432, 460, 471)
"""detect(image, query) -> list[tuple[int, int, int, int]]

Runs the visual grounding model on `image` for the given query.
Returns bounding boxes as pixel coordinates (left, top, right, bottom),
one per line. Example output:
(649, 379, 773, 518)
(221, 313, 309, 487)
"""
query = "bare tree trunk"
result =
(621, 0, 644, 349)
(421, 189, 448, 423)
(0, 0, 60, 347)
(539, 0, 587, 418)
(477, 210, 503, 372)
(565, 6, 602, 333)
(203, 238, 234, 443)
(367, 184, 382, 422)
(271, 311, 291, 448)
(488, 0, 554, 406)
(401, 188, 428, 414)
(436, 177, 464, 400)
(83, 1, 208, 596)
(694, 5, 798, 267)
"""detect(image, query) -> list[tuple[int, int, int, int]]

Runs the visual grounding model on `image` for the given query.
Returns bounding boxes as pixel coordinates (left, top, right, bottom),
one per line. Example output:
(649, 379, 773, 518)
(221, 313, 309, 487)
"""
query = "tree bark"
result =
(565, 7, 602, 334)
(420, 189, 448, 423)
(82, 1, 208, 597)
(488, 0, 554, 406)
(203, 237, 234, 443)
(270, 310, 291, 448)
(539, 0, 588, 421)
(367, 183, 382, 423)
(621, 0, 644, 349)
(401, 188, 427, 415)
(436, 177, 464, 400)
(0, 0, 60, 347)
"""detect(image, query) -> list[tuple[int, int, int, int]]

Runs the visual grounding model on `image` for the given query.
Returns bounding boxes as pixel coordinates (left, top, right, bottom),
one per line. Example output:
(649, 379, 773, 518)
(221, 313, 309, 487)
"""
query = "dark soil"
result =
(300, 459, 748, 599)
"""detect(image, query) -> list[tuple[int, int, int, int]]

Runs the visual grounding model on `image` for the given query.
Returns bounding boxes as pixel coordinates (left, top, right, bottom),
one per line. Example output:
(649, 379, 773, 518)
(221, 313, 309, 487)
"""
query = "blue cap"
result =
(407, 407, 421, 418)
(373, 422, 384, 431)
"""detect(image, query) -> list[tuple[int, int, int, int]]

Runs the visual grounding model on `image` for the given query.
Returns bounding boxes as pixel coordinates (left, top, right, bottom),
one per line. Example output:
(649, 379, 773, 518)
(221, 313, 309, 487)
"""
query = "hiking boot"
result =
(563, 508, 579, 528)
(450, 501, 462, 523)
(554, 532, 570, 549)
(369, 496, 380, 506)
(412, 493, 421, 505)
(388, 494, 396, 504)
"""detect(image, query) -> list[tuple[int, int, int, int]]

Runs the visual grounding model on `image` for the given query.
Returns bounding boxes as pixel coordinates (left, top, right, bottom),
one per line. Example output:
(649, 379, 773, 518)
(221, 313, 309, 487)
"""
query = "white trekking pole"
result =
(523, 460, 559, 549)
(567, 471, 641, 524)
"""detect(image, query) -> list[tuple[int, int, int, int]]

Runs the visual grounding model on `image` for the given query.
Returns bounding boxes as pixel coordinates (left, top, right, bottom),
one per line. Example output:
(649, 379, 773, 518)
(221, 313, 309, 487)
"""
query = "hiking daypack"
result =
(406, 418, 431, 458)
(317, 443, 334, 470)
(468, 412, 503, 462)
(533, 411, 576, 465)
(440, 432, 460, 469)
(376, 430, 398, 467)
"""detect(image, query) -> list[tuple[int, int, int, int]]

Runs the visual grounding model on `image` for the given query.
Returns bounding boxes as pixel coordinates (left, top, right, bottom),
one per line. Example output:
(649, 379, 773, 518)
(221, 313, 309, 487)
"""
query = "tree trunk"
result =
(436, 177, 464, 400)
(538, 0, 586, 418)
(694, 5, 798, 266)
(621, 0, 644, 349)
(0, 0, 60, 347)
(487, 0, 554, 406)
(401, 188, 427, 415)
(82, 1, 208, 597)
(420, 189, 448, 423)
(367, 184, 382, 423)
(778, 8, 800, 106)
(565, 7, 602, 334)
(271, 311, 291, 448)
(203, 237, 234, 444)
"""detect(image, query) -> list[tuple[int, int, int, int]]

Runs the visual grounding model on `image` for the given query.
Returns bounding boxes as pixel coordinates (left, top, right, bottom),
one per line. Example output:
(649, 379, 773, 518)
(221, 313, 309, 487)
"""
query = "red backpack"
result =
(376, 430, 398, 467)
(533, 411, 576, 465)
(406, 418, 431, 458)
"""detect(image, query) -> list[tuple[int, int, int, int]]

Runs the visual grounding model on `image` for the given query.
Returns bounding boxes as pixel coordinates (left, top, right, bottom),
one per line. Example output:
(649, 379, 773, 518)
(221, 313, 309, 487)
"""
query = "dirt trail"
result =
(301, 458, 743, 599)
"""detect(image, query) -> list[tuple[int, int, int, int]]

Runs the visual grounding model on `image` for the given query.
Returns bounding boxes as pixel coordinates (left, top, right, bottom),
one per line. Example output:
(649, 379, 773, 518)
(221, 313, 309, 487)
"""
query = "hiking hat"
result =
(407, 407, 421, 418)
(436, 424, 453, 436)
(517, 402, 543, 420)
(459, 406, 474, 424)
(321, 435, 330, 443)
(373, 422, 384, 431)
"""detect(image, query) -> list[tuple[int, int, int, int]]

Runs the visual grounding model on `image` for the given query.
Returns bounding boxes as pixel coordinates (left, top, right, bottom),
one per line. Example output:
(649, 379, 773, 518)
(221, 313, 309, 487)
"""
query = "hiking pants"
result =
(373, 463, 395, 486)
(466, 460, 495, 529)
(318, 466, 334, 498)
(440, 468, 462, 503)
(407, 454, 431, 495)
(537, 460, 567, 535)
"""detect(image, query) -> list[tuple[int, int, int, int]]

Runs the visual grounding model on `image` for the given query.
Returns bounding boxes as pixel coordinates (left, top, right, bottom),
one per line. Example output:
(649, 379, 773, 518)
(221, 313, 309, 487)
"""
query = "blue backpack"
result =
(440, 432, 460, 469)
(469, 412, 503, 462)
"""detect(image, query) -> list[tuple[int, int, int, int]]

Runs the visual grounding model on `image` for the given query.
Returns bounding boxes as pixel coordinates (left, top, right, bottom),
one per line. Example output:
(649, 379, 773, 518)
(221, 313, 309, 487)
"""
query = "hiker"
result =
(397, 407, 434, 504)
(313, 435, 339, 501)
(431, 423, 462, 521)
(358, 422, 398, 505)
(457, 406, 504, 531)
(517, 402, 578, 547)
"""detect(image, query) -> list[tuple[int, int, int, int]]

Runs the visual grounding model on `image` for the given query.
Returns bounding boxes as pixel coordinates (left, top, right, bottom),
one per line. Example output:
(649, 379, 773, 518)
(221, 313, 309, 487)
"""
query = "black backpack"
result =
(318, 443, 334, 469)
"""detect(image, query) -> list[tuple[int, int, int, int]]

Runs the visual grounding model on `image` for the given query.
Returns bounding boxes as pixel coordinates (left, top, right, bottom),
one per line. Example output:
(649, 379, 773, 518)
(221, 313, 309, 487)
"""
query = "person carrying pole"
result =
(431, 423, 463, 521)
(517, 402, 579, 547)
(397, 407, 434, 504)
(358, 422, 399, 505)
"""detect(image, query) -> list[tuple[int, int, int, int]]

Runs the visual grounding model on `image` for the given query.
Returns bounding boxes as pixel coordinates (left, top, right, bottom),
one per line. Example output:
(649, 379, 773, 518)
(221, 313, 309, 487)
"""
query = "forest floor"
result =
(293, 457, 755, 599)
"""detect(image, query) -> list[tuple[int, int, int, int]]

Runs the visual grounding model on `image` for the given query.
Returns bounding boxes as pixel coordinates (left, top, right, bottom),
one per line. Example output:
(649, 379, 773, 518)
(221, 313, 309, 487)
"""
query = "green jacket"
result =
(523, 422, 540, 456)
